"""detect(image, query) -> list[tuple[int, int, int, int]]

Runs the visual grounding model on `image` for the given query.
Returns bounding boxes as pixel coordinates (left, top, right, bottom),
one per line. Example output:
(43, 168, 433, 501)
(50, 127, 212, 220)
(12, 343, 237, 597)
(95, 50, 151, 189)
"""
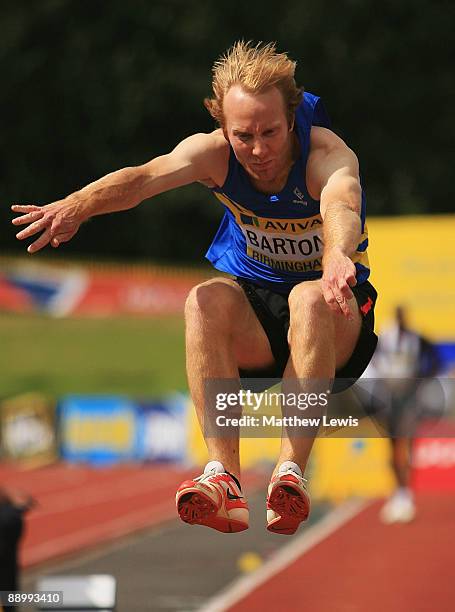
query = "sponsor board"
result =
(59, 395, 137, 465)
(368, 215, 455, 339)
(309, 431, 395, 502)
(411, 419, 455, 491)
(0, 260, 205, 317)
(0, 392, 58, 467)
(59, 394, 190, 465)
(134, 394, 188, 462)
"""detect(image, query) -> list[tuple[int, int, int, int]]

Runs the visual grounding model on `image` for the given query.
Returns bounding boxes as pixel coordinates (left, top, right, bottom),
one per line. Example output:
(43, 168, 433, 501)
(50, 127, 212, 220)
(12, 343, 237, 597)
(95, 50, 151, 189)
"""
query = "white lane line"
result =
(198, 498, 370, 612)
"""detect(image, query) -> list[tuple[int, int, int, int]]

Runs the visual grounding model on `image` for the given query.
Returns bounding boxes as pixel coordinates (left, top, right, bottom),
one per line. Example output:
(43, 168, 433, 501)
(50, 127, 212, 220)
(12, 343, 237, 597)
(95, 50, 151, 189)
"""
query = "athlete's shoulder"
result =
(171, 129, 230, 187)
(309, 126, 351, 152)
(306, 127, 360, 201)
(308, 126, 359, 168)
(173, 129, 227, 157)
(208, 128, 230, 149)
(185, 129, 230, 187)
(203, 129, 231, 164)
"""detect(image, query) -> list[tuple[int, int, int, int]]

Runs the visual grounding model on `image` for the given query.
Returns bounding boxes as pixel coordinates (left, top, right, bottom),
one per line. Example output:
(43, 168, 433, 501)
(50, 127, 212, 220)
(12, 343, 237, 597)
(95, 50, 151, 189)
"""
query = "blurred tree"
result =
(1, 0, 453, 262)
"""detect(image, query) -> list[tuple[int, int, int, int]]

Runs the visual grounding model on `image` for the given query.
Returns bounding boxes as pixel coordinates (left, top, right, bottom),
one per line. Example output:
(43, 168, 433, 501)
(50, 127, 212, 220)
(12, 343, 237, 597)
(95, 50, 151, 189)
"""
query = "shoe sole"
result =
(380, 511, 416, 524)
(267, 483, 310, 535)
(177, 489, 248, 533)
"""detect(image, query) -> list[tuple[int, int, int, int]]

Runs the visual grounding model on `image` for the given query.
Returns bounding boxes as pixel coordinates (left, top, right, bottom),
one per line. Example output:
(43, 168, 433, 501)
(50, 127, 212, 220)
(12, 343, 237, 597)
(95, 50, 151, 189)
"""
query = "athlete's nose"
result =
(252, 138, 267, 158)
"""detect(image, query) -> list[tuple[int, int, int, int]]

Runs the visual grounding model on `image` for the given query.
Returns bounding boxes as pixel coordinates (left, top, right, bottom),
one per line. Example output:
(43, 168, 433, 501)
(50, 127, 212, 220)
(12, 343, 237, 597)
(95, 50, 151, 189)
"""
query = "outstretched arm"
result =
(307, 127, 362, 319)
(12, 132, 225, 253)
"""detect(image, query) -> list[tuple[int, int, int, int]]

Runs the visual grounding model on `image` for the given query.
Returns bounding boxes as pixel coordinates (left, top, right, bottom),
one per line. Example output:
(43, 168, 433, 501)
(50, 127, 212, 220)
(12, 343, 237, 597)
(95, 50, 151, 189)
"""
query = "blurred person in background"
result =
(0, 488, 34, 611)
(11, 41, 378, 535)
(367, 306, 440, 523)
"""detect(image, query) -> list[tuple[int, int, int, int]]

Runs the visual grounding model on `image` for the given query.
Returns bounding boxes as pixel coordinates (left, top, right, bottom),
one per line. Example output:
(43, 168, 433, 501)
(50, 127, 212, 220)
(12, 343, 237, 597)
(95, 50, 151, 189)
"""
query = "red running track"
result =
(227, 493, 455, 612)
(0, 462, 265, 568)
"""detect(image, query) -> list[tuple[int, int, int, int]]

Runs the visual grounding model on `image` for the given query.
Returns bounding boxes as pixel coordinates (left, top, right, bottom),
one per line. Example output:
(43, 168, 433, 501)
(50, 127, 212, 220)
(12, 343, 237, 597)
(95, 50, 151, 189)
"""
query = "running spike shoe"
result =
(267, 467, 310, 535)
(176, 464, 248, 533)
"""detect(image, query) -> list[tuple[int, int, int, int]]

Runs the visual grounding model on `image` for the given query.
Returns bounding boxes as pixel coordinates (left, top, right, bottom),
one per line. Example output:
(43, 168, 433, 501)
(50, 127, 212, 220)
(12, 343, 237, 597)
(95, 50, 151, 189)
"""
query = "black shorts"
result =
(236, 277, 378, 394)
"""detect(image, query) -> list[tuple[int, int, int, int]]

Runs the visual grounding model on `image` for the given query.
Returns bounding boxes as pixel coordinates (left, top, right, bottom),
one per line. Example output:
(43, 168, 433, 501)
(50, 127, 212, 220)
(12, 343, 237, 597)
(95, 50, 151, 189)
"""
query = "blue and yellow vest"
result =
(205, 92, 370, 293)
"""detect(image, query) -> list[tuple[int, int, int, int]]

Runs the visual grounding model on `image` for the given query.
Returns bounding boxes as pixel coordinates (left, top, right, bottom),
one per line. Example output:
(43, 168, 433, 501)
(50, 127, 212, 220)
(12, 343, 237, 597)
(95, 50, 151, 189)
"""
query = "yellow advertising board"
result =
(309, 436, 394, 502)
(367, 215, 455, 339)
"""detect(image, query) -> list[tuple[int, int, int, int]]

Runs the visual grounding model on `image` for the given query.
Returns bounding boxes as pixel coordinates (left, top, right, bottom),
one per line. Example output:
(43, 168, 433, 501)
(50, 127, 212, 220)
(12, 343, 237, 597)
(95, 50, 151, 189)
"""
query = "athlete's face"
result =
(223, 85, 293, 184)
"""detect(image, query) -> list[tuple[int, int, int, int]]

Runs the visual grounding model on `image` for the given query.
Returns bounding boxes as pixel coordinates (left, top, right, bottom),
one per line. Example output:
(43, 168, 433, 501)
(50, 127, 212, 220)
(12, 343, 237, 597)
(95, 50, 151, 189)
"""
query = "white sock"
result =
(278, 461, 303, 477)
(204, 460, 225, 474)
(396, 487, 413, 501)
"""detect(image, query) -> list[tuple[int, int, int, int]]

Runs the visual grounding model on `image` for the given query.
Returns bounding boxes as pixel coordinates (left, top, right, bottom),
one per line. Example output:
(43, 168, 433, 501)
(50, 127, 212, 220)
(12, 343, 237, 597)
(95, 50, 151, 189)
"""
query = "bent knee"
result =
(185, 278, 244, 321)
(288, 282, 327, 317)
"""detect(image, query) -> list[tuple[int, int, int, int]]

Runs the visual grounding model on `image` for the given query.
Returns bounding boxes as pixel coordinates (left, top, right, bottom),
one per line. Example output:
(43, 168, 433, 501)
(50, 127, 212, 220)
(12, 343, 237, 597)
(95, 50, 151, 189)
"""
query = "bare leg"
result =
(390, 437, 412, 488)
(380, 435, 416, 523)
(185, 278, 274, 479)
(276, 281, 362, 475)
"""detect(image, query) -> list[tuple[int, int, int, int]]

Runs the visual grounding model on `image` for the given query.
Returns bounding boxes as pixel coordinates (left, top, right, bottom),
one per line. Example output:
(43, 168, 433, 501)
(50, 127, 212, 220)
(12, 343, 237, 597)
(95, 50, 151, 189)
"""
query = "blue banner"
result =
(134, 394, 188, 462)
(58, 394, 189, 465)
(59, 395, 137, 465)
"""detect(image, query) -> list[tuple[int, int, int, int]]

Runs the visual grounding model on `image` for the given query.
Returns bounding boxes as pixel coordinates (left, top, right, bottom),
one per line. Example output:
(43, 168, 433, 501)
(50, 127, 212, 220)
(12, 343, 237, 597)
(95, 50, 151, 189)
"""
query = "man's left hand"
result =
(321, 247, 357, 320)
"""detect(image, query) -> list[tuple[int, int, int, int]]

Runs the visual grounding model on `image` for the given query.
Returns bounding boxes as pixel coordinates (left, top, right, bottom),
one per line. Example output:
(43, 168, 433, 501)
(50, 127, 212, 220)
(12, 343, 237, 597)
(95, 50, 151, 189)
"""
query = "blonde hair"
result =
(204, 41, 303, 128)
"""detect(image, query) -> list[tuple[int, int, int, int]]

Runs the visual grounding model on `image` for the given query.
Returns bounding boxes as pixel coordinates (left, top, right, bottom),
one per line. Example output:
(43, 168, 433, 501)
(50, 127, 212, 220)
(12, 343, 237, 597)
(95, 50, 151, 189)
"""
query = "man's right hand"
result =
(11, 130, 228, 254)
(11, 197, 86, 253)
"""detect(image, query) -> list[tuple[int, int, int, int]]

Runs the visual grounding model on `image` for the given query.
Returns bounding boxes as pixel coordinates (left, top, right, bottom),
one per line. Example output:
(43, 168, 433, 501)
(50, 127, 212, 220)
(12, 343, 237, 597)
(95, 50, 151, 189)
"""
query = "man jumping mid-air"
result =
(12, 41, 377, 535)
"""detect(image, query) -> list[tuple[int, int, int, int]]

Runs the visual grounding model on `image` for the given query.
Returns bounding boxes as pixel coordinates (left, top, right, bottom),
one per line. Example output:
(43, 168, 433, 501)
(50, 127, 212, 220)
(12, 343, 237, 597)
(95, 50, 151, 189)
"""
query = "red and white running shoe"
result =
(176, 462, 248, 533)
(267, 464, 310, 535)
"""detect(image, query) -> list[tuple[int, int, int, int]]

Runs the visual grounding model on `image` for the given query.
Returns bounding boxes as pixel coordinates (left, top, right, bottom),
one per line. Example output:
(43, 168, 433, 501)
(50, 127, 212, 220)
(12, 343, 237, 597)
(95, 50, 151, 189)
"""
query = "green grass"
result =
(0, 313, 186, 398)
